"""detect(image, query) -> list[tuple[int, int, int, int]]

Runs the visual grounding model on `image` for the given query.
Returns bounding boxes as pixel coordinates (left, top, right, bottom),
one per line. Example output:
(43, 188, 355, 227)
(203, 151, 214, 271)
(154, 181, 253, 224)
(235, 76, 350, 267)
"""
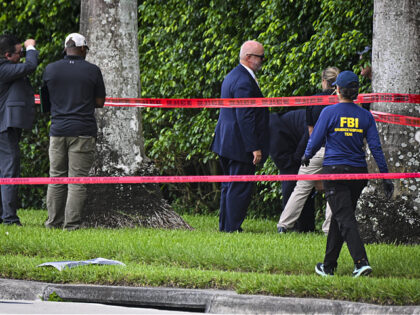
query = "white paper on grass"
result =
(37, 257, 126, 271)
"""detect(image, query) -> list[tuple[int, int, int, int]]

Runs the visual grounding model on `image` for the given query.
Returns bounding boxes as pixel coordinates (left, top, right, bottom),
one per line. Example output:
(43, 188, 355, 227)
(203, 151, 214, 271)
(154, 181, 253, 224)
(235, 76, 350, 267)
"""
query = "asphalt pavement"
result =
(0, 278, 419, 314)
(0, 300, 194, 314)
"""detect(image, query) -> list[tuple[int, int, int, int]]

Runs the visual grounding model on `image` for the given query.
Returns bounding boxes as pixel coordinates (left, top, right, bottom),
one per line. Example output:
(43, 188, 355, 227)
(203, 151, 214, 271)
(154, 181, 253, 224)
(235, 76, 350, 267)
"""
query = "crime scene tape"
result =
(371, 111, 420, 128)
(34, 93, 420, 108)
(0, 173, 419, 185)
(99, 93, 420, 108)
(34, 93, 420, 127)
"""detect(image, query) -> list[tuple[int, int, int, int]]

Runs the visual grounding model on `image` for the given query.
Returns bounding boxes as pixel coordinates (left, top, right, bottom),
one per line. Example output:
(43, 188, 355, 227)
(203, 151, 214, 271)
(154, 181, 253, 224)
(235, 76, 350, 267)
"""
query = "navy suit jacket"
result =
(211, 64, 270, 164)
(269, 109, 309, 170)
(0, 49, 38, 132)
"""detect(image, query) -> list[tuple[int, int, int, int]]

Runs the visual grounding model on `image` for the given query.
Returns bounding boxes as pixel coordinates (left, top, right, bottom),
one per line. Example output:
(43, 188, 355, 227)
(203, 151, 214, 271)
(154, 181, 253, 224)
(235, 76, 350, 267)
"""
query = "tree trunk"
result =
(79, 0, 191, 229)
(357, 0, 420, 243)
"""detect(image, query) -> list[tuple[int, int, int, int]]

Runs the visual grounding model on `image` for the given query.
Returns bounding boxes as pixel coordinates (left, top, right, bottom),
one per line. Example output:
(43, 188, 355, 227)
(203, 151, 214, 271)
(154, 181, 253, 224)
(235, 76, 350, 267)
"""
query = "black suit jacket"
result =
(0, 49, 38, 132)
(269, 109, 308, 170)
(211, 64, 269, 164)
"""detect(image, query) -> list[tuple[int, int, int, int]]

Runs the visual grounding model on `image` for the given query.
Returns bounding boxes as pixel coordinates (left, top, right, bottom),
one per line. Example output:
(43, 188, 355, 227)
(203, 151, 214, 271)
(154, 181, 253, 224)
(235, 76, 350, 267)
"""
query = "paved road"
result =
(0, 300, 194, 314)
(1, 278, 419, 314)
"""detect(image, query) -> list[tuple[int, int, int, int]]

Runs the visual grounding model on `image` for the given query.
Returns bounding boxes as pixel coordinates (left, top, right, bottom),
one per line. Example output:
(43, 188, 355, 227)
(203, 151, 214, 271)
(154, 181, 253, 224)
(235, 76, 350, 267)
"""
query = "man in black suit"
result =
(269, 110, 315, 232)
(0, 34, 38, 225)
(211, 40, 269, 232)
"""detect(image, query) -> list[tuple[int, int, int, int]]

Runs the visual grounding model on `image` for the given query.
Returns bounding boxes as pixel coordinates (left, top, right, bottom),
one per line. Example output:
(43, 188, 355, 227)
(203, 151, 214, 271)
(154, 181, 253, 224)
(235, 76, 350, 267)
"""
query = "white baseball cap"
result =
(64, 33, 89, 49)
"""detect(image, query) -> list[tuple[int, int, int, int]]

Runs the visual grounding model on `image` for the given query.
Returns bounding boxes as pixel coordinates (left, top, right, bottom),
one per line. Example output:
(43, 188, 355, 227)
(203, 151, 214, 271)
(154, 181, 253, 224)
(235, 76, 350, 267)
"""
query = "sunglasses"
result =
(247, 53, 265, 61)
(12, 48, 25, 58)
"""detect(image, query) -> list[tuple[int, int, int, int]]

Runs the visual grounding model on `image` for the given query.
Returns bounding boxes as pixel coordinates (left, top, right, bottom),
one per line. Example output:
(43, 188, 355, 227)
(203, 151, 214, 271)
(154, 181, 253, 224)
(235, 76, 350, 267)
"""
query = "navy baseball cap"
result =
(332, 71, 359, 88)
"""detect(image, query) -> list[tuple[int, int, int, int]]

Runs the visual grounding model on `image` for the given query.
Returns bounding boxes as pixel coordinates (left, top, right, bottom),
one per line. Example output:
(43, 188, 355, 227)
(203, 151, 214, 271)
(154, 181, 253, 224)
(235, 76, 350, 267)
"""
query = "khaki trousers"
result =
(45, 136, 95, 230)
(277, 147, 332, 234)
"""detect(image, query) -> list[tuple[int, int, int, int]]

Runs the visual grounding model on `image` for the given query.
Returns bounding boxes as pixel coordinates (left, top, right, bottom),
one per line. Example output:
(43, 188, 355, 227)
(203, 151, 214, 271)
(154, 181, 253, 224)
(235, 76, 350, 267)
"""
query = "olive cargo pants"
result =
(45, 136, 95, 230)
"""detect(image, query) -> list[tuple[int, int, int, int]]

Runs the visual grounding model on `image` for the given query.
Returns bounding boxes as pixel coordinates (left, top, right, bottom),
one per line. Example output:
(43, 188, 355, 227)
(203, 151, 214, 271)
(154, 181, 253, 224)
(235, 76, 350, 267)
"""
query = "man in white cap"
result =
(43, 33, 106, 230)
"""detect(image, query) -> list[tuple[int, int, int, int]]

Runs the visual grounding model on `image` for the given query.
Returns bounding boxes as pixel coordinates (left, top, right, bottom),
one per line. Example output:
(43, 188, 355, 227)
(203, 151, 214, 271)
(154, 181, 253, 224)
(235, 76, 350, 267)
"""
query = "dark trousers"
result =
(322, 165, 368, 269)
(0, 128, 22, 224)
(219, 156, 255, 232)
(280, 167, 315, 232)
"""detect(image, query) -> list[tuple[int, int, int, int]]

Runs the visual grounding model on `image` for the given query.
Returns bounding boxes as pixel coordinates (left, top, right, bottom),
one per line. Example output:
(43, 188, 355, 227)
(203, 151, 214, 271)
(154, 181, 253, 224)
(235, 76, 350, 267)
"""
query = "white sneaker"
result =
(352, 264, 372, 277)
(315, 263, 334, 276)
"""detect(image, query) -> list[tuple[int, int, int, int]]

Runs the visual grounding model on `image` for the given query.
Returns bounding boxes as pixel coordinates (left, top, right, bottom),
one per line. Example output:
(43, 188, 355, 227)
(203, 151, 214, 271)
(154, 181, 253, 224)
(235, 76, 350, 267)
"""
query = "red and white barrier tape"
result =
(371, 111, 420, 128)
(92, 93, 420, 108)
(0, 173, 419, 185)
(34, 93, 420, 127)
(35, 93, 420, 108)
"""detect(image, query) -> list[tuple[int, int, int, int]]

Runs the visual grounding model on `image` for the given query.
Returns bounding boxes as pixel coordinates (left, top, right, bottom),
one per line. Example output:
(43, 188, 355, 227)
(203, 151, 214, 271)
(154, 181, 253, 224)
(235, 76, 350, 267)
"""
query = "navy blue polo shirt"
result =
(43, 55, 106, 137)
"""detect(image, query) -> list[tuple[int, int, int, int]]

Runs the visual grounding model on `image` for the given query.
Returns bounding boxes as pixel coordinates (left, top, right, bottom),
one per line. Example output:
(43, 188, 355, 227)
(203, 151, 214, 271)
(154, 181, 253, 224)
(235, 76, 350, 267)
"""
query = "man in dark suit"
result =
(269, 110, 315, 232)
(211, 40, 269, 232)
(0, 34, 38, 225)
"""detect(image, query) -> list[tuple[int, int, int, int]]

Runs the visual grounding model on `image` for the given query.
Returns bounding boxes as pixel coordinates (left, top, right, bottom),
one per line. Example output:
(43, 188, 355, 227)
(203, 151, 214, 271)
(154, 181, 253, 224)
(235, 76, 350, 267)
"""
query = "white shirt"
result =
(240, 63, 258, 86)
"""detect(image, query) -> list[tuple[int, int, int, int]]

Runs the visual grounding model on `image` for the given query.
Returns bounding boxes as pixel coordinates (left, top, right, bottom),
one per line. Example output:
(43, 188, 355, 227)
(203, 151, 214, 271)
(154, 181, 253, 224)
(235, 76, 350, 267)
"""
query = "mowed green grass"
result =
(0, 209, 419, 305)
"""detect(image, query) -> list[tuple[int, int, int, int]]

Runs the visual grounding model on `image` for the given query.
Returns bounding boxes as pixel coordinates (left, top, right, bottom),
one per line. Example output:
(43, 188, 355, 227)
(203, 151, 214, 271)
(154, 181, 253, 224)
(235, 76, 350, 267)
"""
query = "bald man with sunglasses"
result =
(211, 40, 269, 232)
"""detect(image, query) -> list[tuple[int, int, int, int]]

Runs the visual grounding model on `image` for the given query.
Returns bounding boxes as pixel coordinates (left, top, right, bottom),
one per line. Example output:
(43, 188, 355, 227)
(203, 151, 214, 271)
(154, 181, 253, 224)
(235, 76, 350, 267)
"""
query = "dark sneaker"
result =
(315, 263, 334, 276)
(3, 221, 22, 226)
(352, 264, 372, 277)
(277, 226, 287, 234)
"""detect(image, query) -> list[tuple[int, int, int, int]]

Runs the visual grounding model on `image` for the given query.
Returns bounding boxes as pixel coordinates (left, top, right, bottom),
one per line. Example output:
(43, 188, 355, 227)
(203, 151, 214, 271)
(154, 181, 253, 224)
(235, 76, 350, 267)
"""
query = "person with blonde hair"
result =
(277, 67, 339, 235)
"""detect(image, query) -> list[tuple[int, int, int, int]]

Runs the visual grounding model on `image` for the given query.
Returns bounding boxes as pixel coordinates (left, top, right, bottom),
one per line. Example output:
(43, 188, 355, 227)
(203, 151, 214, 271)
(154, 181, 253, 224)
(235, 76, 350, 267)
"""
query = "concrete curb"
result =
(1, 278, 419, 314)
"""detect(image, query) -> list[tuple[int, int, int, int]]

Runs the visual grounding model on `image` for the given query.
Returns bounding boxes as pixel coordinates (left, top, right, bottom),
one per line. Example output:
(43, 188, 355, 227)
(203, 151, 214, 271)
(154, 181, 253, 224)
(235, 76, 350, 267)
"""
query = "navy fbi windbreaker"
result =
(305, 102, 388, 173)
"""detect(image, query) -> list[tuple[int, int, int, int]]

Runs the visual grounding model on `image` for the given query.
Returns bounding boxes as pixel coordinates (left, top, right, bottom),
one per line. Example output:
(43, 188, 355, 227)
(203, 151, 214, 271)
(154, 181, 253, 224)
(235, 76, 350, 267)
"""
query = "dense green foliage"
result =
(1, 1, 372, 218)
(0, 210, 419, 305)
(0, 0, 80, 208)
(138, 0, 373, 218)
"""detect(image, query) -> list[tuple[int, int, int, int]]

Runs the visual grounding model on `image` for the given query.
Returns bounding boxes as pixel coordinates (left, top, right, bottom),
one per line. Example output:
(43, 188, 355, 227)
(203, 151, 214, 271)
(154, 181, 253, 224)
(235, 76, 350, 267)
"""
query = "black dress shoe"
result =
(4, 221, 22, 226)
(277, 226, 287, 234)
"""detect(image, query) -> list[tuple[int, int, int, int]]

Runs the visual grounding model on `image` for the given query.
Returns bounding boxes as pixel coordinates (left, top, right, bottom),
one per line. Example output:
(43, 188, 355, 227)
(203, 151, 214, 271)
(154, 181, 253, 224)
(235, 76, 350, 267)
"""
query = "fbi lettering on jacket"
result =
(334, 117, 363, 136)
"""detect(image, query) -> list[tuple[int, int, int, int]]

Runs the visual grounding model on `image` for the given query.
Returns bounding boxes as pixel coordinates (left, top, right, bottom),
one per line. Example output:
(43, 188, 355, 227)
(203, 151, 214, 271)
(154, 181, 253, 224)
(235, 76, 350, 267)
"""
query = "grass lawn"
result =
(0, 209, 419, 305)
